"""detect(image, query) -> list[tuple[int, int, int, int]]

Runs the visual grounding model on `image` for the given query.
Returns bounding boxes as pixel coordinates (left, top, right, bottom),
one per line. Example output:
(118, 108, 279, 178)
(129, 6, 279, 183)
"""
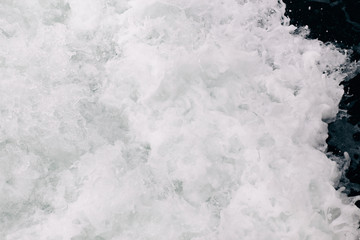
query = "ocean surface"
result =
(1, 0, 360, 239)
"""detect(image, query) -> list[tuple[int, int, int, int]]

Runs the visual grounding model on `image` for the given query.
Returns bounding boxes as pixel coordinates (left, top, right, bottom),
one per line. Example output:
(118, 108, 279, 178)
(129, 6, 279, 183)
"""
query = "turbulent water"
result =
(282, 0, 360, 198)
(1, 0, 360, 239)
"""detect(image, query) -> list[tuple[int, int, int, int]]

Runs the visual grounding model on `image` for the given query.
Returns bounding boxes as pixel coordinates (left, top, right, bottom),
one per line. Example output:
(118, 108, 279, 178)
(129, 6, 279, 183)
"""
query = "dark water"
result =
(283, 0, 360, 201)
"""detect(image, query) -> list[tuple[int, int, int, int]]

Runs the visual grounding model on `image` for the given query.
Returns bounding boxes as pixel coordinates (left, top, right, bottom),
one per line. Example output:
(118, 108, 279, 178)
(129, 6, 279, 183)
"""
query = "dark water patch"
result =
(284, 0, 360, 60)
(283, 0, 360, 196)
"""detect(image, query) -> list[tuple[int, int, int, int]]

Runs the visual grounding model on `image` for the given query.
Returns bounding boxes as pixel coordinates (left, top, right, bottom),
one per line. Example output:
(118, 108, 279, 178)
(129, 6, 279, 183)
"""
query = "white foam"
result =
(0, 0, 359, 239)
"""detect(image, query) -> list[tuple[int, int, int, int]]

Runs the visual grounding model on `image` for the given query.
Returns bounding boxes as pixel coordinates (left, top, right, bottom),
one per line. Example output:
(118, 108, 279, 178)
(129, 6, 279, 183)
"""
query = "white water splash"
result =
(0, 0, 359, 239)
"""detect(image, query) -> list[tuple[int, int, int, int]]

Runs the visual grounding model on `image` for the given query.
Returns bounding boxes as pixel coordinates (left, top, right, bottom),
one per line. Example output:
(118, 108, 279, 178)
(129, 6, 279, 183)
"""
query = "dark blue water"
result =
(283, 0, 360, 202)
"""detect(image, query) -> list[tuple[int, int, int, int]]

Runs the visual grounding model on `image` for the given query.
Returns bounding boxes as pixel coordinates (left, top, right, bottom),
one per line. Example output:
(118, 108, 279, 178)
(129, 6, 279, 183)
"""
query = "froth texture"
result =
(0, 0, 359, 239)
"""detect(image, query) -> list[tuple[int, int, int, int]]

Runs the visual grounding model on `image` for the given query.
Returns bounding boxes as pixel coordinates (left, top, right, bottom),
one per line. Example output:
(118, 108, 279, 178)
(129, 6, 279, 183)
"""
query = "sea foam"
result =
(0, 0, 359, 239)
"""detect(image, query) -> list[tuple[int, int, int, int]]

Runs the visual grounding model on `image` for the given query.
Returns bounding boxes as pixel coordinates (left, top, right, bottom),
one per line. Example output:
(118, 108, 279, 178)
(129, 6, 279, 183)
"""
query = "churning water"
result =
(0, 0, 359, 239)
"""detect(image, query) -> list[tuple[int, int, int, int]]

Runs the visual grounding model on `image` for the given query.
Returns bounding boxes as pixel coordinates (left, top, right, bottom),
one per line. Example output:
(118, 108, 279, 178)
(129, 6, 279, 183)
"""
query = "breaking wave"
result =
(0, 0, 359, 239)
